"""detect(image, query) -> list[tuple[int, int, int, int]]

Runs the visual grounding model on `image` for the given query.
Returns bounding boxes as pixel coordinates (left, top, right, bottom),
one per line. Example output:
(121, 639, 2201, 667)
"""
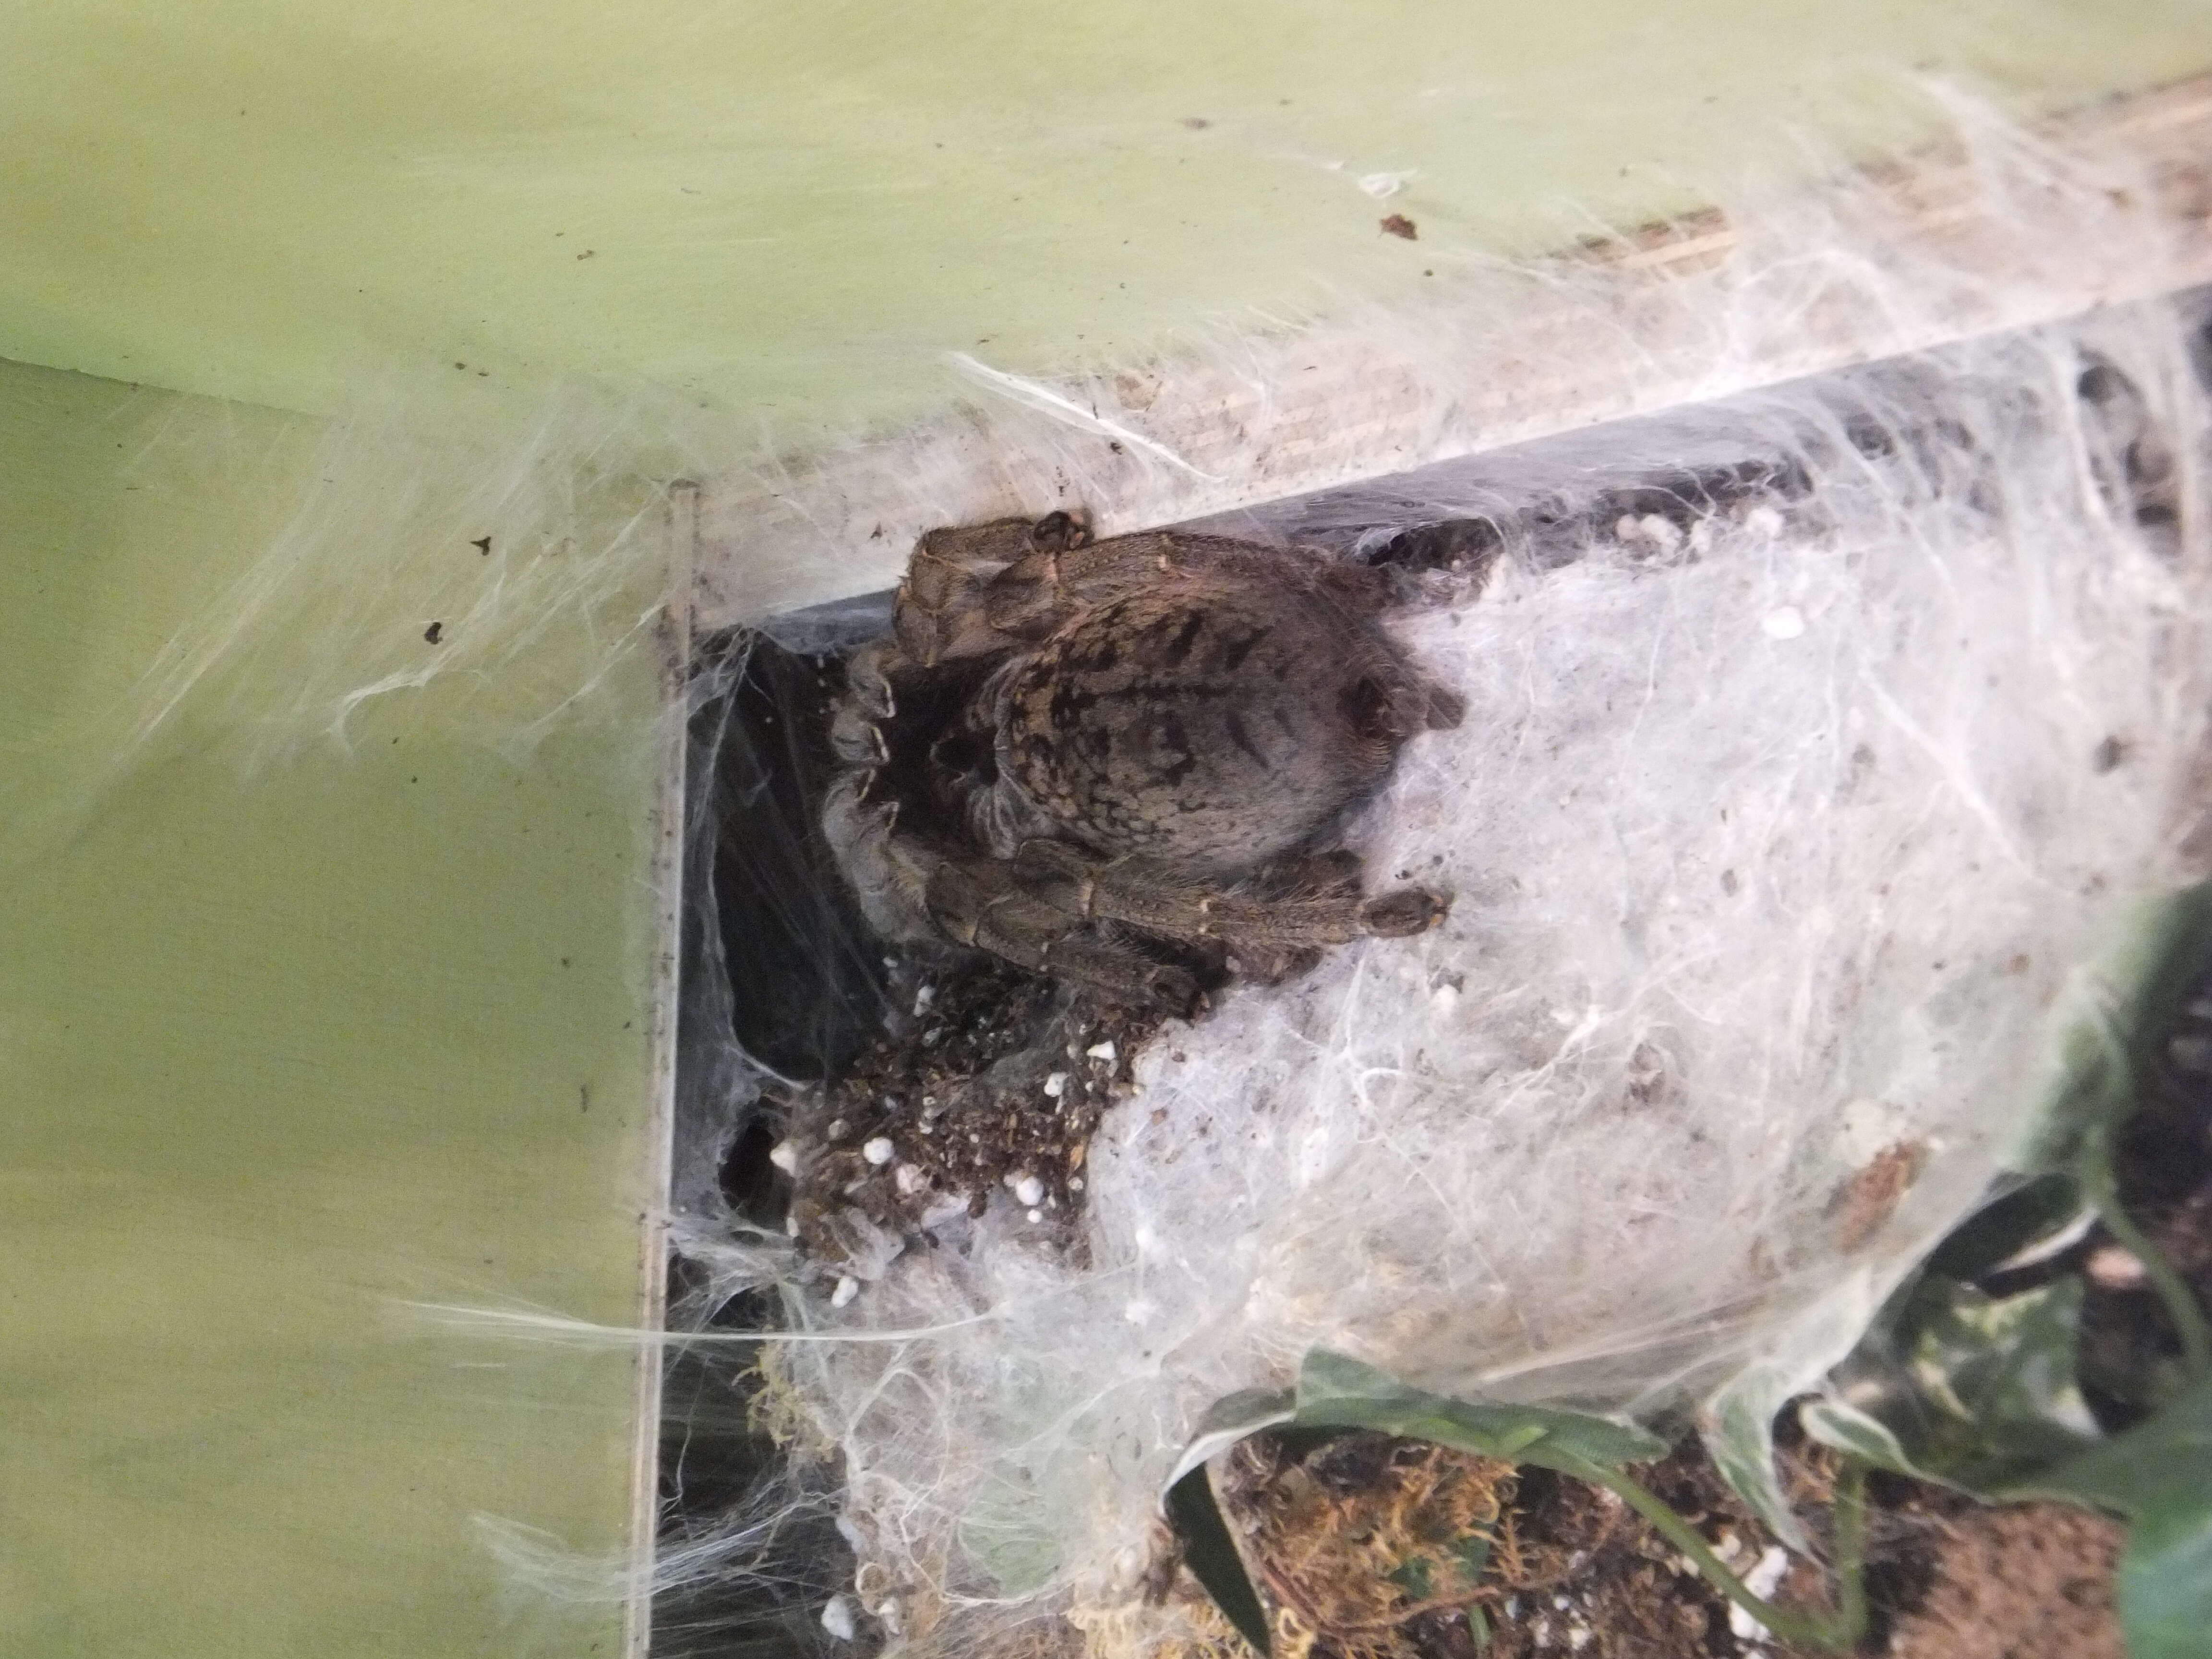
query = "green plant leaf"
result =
(1699, 1267, 1908, 1556)
(1698, 888, 2210, 1569)
(1704, 1363, 1815, 1553)
(1790, 889, 2212, 1490)
(1155, 1385, 1295, 1652)
(2006, 1378, 2212, 1659)
(1387, 1555, 1434, 1600)
(1164, 1465, 1272, 1657)
(2009, 882, 2212, 1177)
(1163, 1387, 1295, 1496)
(1787, 889, 2212, 1659)
(959, 1495, 1061, 1597)
(1804, 1277, 2099, 1491)
(1294, 1350, 1667, 1473)
(1795, 1395, 1915, 1474)
(1454, 1528, 1494, 1585)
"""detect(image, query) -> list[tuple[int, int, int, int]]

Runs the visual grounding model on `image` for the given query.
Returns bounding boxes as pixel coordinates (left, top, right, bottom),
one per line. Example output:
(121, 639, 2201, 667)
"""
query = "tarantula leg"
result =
(1356, 886, 1452, 936)
(925, 863, 1057, 967)
(895, 512, 1091, 665)
(1247, 851, 1452, 938)
(1013, 841, 1451, 950)
(843, 640, 895, 718)
(821, 773, 935, 942)
(1047, 937, 1202, 1015)
(829, 640, 899, 765)
(925, 858, 1198, 1012)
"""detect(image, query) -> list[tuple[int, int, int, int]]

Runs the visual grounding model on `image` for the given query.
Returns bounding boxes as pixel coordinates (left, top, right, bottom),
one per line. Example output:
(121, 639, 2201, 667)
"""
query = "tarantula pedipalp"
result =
(822, 511, 1465, 1012)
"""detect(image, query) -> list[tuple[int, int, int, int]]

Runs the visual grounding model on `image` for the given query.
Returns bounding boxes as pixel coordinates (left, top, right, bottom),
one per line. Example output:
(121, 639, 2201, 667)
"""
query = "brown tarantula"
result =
(822, 511, 1464, 1012)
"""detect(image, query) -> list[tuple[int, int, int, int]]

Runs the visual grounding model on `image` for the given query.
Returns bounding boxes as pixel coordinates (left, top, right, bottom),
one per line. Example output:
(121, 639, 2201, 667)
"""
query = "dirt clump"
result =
(1879, 1489, 2124, 1659)
(774, 954, 1172, 1263)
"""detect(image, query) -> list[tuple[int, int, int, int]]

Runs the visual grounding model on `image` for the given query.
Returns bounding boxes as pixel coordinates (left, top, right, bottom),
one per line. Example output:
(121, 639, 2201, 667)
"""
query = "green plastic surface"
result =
(0, 359, 649, 1657)
(6, 1, 2211, 426)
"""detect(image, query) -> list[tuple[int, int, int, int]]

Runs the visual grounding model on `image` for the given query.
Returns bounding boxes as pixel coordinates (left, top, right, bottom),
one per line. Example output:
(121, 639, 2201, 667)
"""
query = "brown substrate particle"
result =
(778, 952, 1173, 1261)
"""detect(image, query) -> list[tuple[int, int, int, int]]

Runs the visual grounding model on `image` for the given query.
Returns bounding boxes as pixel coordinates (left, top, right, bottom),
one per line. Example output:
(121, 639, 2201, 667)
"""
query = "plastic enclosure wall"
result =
(6, 6, 2212, 1659)
(7, 2, 2212, 423)
(0, 361, 655, 1659)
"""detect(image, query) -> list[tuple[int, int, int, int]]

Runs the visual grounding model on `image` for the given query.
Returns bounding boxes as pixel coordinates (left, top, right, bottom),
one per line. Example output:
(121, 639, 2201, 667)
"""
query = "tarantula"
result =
(822, 511, 1464, 1012)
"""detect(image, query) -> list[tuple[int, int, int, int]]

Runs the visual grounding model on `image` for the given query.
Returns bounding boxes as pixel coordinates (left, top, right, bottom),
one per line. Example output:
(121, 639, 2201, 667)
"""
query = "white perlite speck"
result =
(1729, 1546, 1793, 1643)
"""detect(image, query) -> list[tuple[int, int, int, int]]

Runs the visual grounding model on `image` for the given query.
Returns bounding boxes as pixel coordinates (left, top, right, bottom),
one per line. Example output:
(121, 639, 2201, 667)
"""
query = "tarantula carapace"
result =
(822, 511, 1464, 1013)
